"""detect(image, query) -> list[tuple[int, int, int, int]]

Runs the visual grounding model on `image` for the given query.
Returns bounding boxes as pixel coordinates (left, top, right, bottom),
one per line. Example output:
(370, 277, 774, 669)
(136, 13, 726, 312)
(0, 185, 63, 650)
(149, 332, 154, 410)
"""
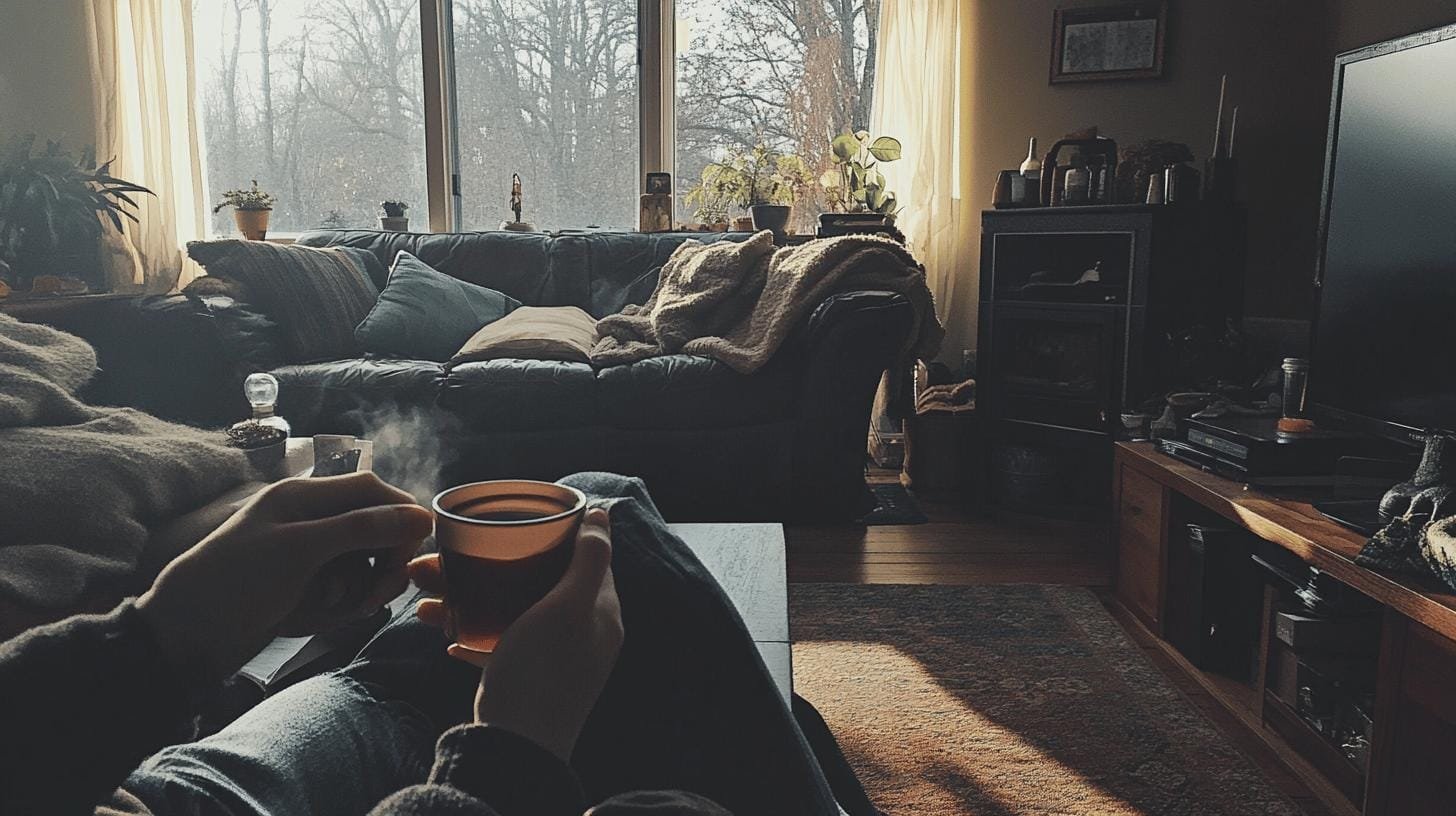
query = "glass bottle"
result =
(1019, 137, 1041, 180)
(237, 372, 291, 437)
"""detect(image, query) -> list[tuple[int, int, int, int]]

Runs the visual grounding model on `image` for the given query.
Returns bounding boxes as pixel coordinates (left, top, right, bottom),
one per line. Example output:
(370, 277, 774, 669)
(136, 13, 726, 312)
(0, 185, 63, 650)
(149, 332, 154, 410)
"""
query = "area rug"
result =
(858, 483, 929, 526)
(790, 584, 1304, 816)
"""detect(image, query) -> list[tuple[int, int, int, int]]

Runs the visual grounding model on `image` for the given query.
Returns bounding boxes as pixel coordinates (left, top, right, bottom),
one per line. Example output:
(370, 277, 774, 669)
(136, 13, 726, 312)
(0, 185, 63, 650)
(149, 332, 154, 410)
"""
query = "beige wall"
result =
(957, 0, 1453, 357)
(0, 1, 95, 148)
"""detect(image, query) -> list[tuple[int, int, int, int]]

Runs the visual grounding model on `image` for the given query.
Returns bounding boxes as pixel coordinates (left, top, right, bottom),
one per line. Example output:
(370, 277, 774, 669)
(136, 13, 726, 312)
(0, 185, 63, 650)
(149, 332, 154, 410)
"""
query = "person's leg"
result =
(563, 473, 840, 816)
(122, 591, 477, 816)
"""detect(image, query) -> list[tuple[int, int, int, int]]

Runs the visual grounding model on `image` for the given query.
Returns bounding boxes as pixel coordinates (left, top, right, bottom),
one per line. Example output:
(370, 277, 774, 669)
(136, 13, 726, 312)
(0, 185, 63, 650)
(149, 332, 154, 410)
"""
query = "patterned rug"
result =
(790, 584, 1304, 815)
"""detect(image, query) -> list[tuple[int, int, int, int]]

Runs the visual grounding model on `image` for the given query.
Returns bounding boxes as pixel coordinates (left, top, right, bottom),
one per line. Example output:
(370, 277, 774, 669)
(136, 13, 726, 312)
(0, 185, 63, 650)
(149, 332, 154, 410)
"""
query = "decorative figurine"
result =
(501, 173, 537, 232)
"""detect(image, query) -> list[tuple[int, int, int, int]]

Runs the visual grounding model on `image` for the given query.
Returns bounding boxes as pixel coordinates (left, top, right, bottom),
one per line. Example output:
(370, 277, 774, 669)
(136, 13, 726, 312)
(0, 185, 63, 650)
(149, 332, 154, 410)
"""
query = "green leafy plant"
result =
(380, 200, 409, 217)
(683, 143, 814, 223)
(821, 130, 903, 217)
(213, 180, 276, 212)
(0, 135, 154, 286)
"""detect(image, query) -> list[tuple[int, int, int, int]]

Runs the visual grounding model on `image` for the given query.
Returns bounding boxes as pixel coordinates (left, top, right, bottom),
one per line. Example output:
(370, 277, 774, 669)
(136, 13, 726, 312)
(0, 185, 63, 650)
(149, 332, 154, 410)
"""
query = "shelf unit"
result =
(1113, 442, 1456, 816)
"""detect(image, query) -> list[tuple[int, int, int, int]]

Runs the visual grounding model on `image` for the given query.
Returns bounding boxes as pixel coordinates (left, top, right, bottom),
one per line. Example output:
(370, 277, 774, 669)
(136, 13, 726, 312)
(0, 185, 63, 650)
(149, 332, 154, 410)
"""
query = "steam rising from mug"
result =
(342, 401, 462, 503)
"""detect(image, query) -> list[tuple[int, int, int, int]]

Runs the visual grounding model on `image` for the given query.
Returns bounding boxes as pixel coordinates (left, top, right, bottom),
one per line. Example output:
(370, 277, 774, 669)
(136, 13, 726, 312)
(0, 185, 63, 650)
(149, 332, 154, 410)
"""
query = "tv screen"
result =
(1312, 27, 1456, 441)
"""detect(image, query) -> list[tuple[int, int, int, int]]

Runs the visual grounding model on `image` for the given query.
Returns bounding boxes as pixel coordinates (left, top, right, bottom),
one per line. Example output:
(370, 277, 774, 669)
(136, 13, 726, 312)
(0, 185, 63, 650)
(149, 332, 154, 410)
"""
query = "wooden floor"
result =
(784, 473, 1334, 816)
(785, 477, 1112, 586)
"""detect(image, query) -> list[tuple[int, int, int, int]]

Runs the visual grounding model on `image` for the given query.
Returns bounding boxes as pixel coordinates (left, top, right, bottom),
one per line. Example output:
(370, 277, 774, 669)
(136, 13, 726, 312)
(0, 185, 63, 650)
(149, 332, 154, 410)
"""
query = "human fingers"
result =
(262, 472, 418, 523)
(281, 503, 434, 565)
(408, 553, 446, 594)
(447, 643, 488, 667)
(415, 597, 449, 628)
(545, 508, 612, 605)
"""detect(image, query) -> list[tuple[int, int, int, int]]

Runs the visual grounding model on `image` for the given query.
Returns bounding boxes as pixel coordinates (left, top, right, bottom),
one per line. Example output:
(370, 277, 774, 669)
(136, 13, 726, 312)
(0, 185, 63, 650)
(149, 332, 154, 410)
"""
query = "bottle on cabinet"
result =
(1019, 138, 1041, 180)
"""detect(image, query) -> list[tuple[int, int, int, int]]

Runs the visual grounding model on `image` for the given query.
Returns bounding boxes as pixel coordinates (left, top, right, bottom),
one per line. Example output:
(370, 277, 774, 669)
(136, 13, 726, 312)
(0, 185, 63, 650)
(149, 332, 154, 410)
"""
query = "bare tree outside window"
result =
(194, 0, 428, 235)
(451, 0, 639, 231)
(192, 0, 878, 235)
(675, 0, 879, 230)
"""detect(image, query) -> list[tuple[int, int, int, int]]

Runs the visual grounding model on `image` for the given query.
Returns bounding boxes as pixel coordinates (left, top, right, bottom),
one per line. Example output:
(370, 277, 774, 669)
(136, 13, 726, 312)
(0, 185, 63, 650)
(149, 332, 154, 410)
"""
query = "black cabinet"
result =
(978, 204, 1244, 512)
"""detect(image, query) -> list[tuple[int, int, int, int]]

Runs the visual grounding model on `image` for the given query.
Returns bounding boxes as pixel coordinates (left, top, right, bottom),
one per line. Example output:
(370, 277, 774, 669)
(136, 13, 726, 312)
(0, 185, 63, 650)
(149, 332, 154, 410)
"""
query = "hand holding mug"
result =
(409, 506, 622, 762)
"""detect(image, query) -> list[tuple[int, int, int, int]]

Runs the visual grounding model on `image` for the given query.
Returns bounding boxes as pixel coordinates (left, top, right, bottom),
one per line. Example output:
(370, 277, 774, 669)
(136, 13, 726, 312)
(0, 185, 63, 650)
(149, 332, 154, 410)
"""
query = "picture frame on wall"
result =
(1050, 2, 1167, 84)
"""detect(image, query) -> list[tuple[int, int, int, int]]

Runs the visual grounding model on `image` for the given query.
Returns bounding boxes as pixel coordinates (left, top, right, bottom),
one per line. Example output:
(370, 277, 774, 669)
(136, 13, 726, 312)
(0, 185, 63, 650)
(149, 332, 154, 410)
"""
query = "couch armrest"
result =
(783, 290, 915, 516)
(10, 294, 287, 427)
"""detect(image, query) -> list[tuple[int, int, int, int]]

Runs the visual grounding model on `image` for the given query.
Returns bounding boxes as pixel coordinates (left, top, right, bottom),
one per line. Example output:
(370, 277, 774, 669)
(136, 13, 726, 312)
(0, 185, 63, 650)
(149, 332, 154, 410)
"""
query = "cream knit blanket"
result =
(0, 314, 249, 617)
(591, 231, 944, 373)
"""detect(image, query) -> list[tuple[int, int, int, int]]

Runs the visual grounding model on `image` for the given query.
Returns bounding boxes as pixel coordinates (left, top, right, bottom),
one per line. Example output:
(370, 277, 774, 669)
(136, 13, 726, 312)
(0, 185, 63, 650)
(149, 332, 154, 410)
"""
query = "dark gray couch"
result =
(276, 229, 915, 520)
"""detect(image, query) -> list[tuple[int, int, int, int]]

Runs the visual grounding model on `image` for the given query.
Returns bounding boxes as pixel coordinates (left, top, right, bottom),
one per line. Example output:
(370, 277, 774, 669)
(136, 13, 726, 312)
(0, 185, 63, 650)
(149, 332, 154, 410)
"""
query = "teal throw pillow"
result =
(355, 252, 521, 361)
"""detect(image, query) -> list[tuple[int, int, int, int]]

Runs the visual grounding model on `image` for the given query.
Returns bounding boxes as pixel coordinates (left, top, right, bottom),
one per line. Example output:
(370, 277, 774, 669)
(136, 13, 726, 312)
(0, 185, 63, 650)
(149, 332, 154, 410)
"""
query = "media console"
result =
(1113, 441, 1456, 816)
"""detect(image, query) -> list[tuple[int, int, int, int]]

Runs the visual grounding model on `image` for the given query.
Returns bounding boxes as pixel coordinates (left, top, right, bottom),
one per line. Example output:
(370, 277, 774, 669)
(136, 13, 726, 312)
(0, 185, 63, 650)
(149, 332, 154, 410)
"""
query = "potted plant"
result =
(682, 168, 733, 232)
(380, 200, 409, 231)
(687, 143, 810, 234)
(214, 180, 276, 240)
(819, 130, 903, 231)
(0, 135, 153, 292)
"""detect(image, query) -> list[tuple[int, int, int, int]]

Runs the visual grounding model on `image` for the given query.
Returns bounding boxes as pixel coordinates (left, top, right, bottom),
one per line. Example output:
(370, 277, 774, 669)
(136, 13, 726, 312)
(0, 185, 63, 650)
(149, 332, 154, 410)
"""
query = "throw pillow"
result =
(449, 306, 599, 366)
(355, 252, 521, 362)
(186, 240, 381, 362)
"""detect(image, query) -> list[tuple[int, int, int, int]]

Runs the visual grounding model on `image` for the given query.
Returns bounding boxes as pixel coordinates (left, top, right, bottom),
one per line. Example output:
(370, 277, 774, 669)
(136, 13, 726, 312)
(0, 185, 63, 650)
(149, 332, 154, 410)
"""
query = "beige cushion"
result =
(449, 305, 599, 365)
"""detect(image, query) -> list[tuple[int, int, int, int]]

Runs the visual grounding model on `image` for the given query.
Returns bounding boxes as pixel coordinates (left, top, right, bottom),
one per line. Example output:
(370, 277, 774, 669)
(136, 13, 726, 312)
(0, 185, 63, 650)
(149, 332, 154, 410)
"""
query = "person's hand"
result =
(409, 507, 622, 761)
(137, 472, 434, 681)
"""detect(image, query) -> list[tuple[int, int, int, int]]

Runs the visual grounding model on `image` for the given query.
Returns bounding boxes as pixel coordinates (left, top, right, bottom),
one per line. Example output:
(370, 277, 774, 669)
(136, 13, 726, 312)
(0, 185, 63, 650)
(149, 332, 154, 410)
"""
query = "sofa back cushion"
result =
(355, 252, 521, 362)
(186, 240, 381, 362)
(293, 229, 750, 317)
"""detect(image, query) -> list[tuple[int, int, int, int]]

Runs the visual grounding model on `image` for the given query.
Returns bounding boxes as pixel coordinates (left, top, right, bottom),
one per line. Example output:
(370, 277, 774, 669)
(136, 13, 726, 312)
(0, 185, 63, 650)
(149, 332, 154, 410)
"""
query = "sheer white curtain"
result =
(87, 0, 207, 292)
(870, 0, 976, 362)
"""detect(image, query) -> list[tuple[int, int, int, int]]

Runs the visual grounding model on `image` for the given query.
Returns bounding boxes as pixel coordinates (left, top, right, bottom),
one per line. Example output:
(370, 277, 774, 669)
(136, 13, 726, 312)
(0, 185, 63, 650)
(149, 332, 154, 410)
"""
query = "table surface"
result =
(670, 523, 792, 703)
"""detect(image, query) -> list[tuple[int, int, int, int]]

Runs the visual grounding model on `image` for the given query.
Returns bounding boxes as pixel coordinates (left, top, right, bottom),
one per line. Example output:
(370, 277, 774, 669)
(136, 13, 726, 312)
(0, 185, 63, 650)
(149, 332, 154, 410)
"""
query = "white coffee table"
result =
(670, 523, 792, 703)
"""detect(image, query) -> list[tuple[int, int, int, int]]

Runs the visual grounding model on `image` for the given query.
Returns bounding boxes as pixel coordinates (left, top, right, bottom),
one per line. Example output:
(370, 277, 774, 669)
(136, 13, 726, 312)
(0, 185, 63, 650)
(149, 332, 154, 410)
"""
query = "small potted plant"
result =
(819, 130, 903, 232)
(0, 136, 154, 291)
(380, 200, 409, 231)
(214, 180, 276, 240)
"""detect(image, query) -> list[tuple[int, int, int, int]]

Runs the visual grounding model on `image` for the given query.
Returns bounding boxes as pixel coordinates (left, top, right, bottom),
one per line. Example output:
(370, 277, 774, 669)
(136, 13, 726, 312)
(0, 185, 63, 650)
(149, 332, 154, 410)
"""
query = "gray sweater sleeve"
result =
(0, 602, 203, 815)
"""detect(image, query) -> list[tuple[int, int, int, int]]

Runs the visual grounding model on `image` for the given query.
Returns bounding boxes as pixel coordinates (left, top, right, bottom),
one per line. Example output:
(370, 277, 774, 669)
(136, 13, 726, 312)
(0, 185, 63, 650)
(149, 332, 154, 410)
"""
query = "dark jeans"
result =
(124, 473, 840, 815)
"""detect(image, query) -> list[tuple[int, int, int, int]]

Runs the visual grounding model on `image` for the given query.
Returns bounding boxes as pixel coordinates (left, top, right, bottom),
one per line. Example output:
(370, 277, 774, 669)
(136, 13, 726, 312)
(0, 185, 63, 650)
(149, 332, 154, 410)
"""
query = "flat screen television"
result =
(1311, 23, 1456, 446)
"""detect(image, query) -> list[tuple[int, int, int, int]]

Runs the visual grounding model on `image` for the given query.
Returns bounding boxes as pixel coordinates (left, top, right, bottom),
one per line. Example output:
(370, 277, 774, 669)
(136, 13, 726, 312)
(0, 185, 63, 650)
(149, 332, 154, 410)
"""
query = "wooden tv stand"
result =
(1113, 442, 1456, 816)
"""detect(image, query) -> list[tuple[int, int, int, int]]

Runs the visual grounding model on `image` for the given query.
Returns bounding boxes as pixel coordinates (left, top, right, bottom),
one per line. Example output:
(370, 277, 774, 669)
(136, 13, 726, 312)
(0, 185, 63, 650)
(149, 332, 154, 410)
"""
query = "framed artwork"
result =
(1050, 2, 1167, 84)
(645, 172, 672, 195)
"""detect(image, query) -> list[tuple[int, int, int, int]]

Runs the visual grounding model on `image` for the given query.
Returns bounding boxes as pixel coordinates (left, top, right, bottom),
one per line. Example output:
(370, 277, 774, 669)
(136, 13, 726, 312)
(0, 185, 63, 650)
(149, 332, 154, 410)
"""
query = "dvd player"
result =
(1182, 415, 1362, 477)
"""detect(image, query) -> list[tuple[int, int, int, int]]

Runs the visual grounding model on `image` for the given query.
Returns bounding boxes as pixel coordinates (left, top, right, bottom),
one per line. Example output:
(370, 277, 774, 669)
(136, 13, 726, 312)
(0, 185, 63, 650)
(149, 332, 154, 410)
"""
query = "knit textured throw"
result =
(591, 231, 944, 373)
(0, 314, 249, 617)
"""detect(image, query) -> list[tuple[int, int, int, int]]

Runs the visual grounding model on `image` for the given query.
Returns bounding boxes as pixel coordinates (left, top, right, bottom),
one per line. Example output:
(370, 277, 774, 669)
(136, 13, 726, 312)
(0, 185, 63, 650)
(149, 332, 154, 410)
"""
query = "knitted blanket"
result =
(591, 231, 944, 373)
(0, 314, 249, 618)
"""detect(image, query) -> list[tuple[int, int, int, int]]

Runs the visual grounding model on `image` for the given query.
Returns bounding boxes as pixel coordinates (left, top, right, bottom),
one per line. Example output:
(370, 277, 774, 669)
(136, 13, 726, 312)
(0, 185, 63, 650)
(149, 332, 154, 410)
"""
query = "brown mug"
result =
(431, 480, 587, 656)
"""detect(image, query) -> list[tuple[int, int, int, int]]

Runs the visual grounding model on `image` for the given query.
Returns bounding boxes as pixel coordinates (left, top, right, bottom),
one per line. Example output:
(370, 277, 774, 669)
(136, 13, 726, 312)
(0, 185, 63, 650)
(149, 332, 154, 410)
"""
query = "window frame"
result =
(418, 0, 672, 233)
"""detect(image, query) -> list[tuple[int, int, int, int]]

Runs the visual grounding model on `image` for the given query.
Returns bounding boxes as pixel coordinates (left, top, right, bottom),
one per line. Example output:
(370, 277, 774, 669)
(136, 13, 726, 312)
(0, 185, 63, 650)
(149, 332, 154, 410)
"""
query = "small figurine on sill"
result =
(501, 173, 537, 232)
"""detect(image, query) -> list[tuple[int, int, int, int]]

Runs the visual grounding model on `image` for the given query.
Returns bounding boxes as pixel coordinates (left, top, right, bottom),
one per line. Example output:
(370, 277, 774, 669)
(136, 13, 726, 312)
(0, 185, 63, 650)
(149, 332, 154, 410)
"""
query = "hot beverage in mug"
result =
(431, 480, 587, 654)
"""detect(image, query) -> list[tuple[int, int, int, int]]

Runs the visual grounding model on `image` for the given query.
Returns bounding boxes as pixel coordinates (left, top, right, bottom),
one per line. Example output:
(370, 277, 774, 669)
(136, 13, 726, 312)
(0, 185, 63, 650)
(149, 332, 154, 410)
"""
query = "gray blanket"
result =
(0, 314, 249, 616)
(591, 231, 944, 373)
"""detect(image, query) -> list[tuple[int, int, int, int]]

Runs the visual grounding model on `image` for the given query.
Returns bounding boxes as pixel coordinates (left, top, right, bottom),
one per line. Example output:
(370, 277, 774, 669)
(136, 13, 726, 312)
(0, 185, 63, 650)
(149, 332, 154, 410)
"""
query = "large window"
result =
(675, 0, 878, 231)
(194, 0, 429, 234)
(193, 0, 878, 234)
(450, 0, 639, 231)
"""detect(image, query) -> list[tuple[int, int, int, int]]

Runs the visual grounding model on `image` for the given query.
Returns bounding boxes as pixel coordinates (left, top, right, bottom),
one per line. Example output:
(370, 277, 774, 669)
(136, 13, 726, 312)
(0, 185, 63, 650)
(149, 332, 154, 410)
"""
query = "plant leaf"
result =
(868, 137, 902, 162)
(831, 133, 859, 162)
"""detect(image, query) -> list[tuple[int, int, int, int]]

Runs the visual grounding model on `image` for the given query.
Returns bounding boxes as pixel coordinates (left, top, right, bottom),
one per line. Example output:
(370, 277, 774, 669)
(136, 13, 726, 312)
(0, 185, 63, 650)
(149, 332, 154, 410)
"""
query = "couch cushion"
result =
(438, 359, 597, 431)
(356, 252, 521, 362)
(272, 359, 445, 435)
(292, 230, 588, 309)
(595, 354, 797, 430)
(186, 240, 381, 362)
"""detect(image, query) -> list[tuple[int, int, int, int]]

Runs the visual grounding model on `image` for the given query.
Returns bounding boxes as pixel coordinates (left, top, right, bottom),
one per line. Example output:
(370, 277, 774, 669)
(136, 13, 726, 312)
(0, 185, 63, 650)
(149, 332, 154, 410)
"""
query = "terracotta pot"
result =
(234, 208, 271, 241)
(749, 204, 791, 235)
(731, 215, 754, 231)
(379, 216, 409, 232)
